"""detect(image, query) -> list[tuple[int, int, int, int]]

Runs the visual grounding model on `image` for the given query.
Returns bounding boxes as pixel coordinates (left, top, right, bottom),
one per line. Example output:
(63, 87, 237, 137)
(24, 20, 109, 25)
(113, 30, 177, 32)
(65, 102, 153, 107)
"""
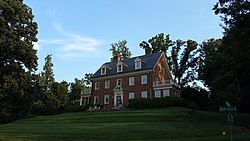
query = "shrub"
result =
(128, 97, 189, 109)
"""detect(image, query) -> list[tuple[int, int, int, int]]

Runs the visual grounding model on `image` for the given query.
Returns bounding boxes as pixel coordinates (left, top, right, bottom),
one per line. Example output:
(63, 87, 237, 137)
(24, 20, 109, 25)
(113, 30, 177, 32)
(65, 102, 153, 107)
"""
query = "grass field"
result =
(0, 108, 249, 141)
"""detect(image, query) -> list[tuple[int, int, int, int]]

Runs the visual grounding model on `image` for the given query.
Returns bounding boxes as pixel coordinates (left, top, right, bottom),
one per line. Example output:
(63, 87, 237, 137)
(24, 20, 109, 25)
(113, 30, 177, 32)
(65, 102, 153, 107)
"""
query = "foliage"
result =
(69, 78, 87, 101)
(140, 33, 198, 87)
(110, 39, 131, 61)
(170, 40, 198, 87)
(139, 33, 174, 54)
(128, 97, 189, 109)
(65, 102, 93, 112)
(41, 54, 55, 90)
(0, 0, 38, 123)
(82, 73, 93, 86)
(200, 0, 250, 112)
(180, 86, 209, 110)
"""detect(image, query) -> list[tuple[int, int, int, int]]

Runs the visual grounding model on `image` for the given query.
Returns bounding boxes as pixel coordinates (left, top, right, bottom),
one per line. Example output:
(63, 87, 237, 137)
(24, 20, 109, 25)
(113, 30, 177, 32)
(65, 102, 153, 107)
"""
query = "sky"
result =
(24, 0, 223, 83)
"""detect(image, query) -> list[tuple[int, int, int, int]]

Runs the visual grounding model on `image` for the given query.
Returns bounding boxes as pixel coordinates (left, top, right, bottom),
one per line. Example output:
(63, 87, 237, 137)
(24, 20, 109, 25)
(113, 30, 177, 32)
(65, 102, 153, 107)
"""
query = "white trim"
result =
(105, 80, 110, 89)
(154, 90, 161, 98)
(94, 82, 100, 90)
(101, 68, 106, 75)
(116, 79, 122, 87)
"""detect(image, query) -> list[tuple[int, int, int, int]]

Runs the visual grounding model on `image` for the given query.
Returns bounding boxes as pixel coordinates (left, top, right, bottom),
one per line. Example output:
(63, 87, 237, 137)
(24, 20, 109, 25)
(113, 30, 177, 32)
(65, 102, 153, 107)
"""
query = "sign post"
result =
(220, 101, 236, 141)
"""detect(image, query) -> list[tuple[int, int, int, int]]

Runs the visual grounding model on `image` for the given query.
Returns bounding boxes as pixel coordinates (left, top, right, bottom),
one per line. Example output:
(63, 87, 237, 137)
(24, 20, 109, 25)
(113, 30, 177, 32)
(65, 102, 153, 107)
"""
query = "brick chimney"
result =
(114, 53, 121, 61)
(145, 47, 152, 55)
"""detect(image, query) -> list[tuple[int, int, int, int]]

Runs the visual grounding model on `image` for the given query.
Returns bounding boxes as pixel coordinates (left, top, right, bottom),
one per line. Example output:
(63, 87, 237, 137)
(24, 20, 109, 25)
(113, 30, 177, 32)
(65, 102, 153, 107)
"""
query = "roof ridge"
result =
(103, 52, 162, 65)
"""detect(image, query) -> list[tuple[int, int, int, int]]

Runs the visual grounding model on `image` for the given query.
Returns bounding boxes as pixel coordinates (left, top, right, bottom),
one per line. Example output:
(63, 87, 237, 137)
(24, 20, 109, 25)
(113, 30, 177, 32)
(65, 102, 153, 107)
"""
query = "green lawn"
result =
(0, 108, 249, 141)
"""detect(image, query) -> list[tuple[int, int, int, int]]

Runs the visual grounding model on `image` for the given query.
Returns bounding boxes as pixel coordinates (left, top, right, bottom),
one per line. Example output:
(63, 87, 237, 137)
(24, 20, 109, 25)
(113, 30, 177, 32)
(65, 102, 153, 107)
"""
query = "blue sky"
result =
(24, 0, 223, 83)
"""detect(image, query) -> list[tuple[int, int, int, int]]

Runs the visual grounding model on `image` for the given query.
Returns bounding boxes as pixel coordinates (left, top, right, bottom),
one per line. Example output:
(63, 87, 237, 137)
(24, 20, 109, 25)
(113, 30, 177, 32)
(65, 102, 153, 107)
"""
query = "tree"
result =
(110, 40, 131, 61)
(50, 81, 69, 111)
(0, 0, 38, 122)
(140, 33, 198, 87)
(208, 0, 250, 112)
(170, 40, 198, 87)
(41, 54, 55, 90)
(83, 73, 93, 86)
(69, 78, 86, 101)
(139, 33, 174, 54)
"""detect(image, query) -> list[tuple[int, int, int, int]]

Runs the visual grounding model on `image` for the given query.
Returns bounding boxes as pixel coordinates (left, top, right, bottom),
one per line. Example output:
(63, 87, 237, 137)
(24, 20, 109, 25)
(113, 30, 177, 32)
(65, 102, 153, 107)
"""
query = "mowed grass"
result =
(0, 108, 249, 141)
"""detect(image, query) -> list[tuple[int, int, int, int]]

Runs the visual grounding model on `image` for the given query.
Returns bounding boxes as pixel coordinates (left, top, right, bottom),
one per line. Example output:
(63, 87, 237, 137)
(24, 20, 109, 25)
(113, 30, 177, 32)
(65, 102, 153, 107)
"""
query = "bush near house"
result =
(128, 97, 192, 109)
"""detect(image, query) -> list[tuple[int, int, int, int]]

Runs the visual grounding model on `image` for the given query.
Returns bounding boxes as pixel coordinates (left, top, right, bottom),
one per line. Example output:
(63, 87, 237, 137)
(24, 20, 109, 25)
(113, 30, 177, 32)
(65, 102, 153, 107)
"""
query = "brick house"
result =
(91, 50, 180, 107)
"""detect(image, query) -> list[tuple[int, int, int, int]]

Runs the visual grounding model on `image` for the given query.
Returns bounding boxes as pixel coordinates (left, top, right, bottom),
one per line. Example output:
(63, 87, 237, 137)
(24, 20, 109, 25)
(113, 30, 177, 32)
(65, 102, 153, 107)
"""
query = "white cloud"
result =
(38, 23, 104, 61)
(33, 42, 40, 51)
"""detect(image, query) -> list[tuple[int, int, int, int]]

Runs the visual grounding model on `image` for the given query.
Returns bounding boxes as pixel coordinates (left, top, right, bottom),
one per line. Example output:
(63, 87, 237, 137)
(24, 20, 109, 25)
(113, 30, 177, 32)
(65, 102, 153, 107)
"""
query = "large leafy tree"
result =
(140, 33, 198, 87)
(171, 40, 198, 87)
(208, 0, 250, 112)
(0, 0, 38, 122)
(110, 39, 131, 61)
(69, 78, 86, 101)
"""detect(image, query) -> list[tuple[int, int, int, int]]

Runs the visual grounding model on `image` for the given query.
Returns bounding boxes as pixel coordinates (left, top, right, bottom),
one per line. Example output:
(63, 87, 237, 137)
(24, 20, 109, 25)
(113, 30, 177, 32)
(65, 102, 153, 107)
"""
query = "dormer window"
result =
(116, 61, 126, 73)
(117, 65, 123, 72)
(134, 58, 142, 70)
(100, 64, 110, 75)
(101, 68, 106, 75)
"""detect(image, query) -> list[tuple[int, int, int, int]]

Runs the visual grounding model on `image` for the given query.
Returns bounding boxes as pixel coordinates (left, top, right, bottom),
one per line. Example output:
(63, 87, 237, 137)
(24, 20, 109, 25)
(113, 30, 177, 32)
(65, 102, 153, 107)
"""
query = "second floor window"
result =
(141, 75, 147, 84)
(105, 80, 110, 89)
(117, 79, 122, 86)
(129, 77, 134, 86)
(95, 82, 100, 90)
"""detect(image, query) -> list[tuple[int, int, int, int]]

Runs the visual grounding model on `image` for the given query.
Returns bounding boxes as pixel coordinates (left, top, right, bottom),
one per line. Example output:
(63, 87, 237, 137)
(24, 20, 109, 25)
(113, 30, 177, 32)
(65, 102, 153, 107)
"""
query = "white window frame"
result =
(116, 79, 122, 86)
(95, 82, 100, 90)
(141, 75, 147, 84)
(141, 91, 148, 98)
(104, 95, 110, 104)
(129, 77, 134, 86)
(101, 68, 106, 75)
(163, 89, 170, 97)
(94, 96, 99, 105)
(105, 80, 110, 89)
(154, 90, 161, 98)
(117, 65, 123, 72)
(129, 92, 135, 99)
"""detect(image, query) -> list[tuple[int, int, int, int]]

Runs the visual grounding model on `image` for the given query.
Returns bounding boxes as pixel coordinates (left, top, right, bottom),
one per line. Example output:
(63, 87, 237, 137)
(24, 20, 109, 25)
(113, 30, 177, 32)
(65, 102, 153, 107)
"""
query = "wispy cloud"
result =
(37, 23, 104, 61)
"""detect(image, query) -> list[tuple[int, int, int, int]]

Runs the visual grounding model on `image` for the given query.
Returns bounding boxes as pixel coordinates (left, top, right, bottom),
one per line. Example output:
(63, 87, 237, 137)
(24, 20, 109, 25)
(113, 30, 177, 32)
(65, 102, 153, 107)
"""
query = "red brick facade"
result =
(91, 53, 181, 107)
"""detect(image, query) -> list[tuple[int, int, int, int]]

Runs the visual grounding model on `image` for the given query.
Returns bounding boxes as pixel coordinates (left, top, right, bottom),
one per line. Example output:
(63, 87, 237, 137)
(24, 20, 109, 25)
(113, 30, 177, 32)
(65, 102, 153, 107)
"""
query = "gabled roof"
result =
(92, 52, 163, 79)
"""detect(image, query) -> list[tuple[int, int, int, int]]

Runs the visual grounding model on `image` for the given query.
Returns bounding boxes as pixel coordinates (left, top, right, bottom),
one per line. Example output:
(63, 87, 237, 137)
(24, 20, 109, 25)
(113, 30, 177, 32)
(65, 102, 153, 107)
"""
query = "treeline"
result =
(135, 0, 249, 112)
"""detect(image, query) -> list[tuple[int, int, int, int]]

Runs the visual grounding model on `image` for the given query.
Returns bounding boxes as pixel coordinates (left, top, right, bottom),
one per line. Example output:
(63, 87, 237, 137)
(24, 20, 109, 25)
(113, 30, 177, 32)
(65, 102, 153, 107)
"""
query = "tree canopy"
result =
(0, 0, 38, 122)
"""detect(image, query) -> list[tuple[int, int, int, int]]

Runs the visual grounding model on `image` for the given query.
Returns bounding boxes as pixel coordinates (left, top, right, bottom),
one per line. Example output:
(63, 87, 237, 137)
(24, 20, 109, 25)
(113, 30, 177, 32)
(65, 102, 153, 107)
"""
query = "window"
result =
(94, 96, 99, 105)
(141, 91, 147, 98)
(163, 89, 170, 97)
(135, 61, 141, 69)
(104, 95, 110, 104)
(101, 68, 106, 75)
(95, 82, 100, 90)
(141, 75, 147, 84)
(105, 80, 110, 89)
(129, 92, 135, 99)
(129, 77, 134, 86)
(117, 65, 123, 72)
(154, 90, 161, 98)
(116, 79, 122, 86)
